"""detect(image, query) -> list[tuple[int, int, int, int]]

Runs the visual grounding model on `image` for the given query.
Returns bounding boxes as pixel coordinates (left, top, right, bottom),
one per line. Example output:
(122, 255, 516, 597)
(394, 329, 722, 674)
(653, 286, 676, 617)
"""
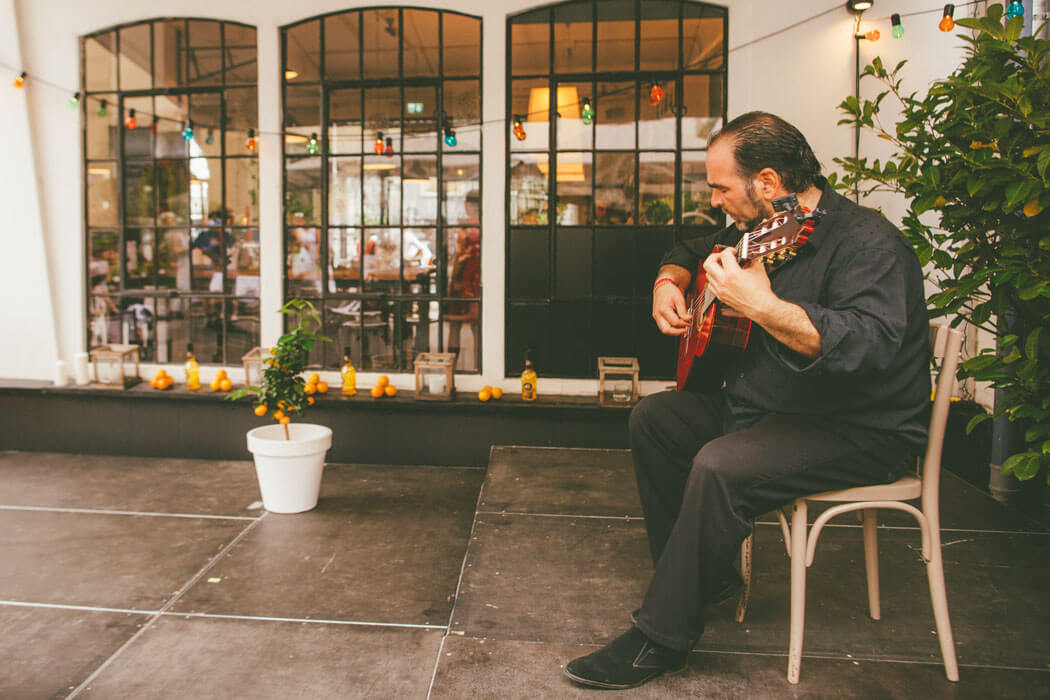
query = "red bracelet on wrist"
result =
(653, 277, 677, 292)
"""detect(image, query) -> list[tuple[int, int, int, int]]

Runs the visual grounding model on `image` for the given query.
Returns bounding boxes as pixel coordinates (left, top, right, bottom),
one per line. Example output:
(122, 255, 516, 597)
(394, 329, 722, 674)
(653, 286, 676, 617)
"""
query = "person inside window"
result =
(446, 189, 480, 366)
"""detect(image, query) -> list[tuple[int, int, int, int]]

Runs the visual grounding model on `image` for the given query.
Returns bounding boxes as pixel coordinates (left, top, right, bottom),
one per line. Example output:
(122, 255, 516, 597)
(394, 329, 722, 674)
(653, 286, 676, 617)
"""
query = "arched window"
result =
(83, 19, 259, 364)
(506, 0, 726, 379)
(282, 8, 482, 372)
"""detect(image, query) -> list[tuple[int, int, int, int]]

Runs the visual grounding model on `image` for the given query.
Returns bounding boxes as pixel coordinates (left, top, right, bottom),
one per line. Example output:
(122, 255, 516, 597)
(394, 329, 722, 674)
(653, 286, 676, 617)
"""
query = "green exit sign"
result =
(406, 102, 424, 114)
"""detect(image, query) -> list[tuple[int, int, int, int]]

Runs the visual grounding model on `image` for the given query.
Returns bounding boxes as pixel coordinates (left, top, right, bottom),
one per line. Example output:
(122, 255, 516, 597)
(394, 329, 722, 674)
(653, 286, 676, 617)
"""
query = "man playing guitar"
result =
(565, 112, 932, 690)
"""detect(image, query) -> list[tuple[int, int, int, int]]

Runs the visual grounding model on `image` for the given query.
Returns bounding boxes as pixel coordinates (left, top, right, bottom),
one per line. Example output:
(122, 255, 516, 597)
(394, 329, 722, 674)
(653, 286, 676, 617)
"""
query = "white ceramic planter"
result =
(246, 423, 333, 513)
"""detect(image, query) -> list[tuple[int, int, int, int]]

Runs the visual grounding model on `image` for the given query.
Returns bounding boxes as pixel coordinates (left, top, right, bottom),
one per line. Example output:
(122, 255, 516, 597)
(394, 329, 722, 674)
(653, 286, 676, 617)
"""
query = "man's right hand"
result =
(652, 281, 692, 336)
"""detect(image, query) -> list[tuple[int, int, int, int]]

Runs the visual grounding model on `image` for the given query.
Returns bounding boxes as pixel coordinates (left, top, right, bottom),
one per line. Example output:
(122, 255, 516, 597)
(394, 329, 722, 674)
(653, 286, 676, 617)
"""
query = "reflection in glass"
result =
(511, 79, 549, 152)
(187, 49, 223, 87)
(681, 74, 723, 149)
(363, 157, 401, 226)
(285, 156, 322, 226)
(189, 19, 220, 47)
(328, 88, 362, 154)
(402, 9, 439, 77)
(124, 161, 154, 226)
(555, 82, 592, 152)
(88, 230, 120, 292)
(510, 12, 549, 76)
(226, 157, 259, 225)
(285, 20, 321, 82)
(155, 94, 189, 158)
(683, 5, 725, 70)
(227, 229, 261, 297)
(189, 92, 222, 158)
(362, 9, 399, 79)
(640, 152, 675, 225)
(405, 229, 437, 289)
(596, 1, 635, 72)
(510, 153, 548, 225)
(285, 85, 322, 155)
(443, 80, 480, 150)
(555, 152, 593, 225)
(121, 297, 158, 360)
(325, 11, 360, 80)
(363, 228, 401, 291)
(224, 87, 258, 157)
(442, 300, 478, 371)
(189, 157, 222, 225)
(329, 228, 361, 291)
(554, 2, 593, 74)
(88, 294, 120, 347)
(189, 297, 224, 363)
(594, 152, 635, 224)
(87, 162, 119, 226)
(286, 226, 321, 297)
(402, 157, 437, 225)
(124, 96, 152, 159)
(443, 155, 480, 225)
(191, 222, 228, 292)
(154, 20, 188, 89)
(443, 13, 480, 77)
(86, 94, 118, 160)
(329, 157, 362, 226)
(227, 296, 261, 362)
(157, 228, 191, 290)
(225, 47, 257, 85)
(640, 1, 680, 71)
(402, 85, 437, 152)
(125, 228, 156, 288)
(364, 86, 401, 154)
(639, 80, 677, 149)
(84, 32, 117, 92)
(682, 151, 718, 227)
(119, 23, 152, 91)
(156, 159, 189, 224)
(596, 81, 634, 150)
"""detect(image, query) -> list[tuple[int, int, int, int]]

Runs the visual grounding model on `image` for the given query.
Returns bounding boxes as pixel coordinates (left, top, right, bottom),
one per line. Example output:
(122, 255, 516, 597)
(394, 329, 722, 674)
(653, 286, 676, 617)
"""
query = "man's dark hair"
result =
(709, 112, 822, 193)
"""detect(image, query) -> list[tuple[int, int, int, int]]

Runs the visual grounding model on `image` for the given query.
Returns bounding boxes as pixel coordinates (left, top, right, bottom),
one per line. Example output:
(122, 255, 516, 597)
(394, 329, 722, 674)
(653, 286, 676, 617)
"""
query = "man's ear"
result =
(755, 167, 783, 200)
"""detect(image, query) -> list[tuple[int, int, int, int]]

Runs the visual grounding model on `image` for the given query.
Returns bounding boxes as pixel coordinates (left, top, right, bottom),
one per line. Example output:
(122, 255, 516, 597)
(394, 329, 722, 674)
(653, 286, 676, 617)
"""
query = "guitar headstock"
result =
(739, 202, 824, 265)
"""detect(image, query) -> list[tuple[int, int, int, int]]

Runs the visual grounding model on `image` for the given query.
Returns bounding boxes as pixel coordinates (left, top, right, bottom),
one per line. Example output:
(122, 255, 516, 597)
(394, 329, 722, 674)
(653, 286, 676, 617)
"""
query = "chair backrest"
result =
(921, 323, 965, 515)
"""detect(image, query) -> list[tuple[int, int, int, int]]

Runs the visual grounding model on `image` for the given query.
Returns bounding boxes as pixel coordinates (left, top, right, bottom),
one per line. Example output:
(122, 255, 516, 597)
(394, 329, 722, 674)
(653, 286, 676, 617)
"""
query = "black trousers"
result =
(630, 390, 914, 651)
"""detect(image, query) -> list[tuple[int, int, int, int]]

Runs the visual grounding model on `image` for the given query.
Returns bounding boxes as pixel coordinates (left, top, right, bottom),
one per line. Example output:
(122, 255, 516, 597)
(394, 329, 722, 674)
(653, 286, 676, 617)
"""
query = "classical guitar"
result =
(675, 195, 823, 391)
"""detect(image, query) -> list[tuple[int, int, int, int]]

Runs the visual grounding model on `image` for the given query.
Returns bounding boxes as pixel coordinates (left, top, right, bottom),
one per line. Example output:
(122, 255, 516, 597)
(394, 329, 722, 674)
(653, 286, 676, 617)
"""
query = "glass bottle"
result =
(521, 358, 537, 402)
(184, 343, 200, 390)
(340, 346, 357, 396)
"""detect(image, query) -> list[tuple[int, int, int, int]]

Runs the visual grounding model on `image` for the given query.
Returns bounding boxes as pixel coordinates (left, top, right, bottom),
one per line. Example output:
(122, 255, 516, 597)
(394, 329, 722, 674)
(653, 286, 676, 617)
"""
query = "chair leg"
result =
(787, 500, 808, 684)
(925, 542, 960, 681)
(862, 509, 881, 620)
(736, 528, 753, 623)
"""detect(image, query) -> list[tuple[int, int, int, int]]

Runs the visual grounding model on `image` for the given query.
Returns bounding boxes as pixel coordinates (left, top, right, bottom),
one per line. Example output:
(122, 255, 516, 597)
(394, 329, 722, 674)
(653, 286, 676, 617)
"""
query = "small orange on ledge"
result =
(491, 387, 503, 399)
(376, 375, 390, 388)
(478, 388, 492, 402)
(219, 378, 233, 392)
(316, 381, 329, 394)
(384, 384, 397, 397)
(308, 373, 320, 385)
(370, 385, 384, 398)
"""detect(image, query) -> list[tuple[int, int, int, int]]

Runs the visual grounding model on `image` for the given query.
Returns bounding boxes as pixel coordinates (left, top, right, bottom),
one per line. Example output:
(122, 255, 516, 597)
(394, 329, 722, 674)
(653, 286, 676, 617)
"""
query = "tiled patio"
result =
(1, 446, 1048, 698)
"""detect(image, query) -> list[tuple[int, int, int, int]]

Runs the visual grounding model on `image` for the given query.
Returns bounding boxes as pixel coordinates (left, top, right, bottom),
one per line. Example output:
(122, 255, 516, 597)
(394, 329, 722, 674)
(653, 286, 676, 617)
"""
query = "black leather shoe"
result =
(564, 627, 688, 690)
(631, 574, 743, 625)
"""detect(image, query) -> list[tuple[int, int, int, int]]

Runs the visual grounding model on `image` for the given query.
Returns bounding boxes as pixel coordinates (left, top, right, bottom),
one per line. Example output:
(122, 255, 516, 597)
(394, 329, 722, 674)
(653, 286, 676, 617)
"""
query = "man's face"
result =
(706, 139, 772, 232)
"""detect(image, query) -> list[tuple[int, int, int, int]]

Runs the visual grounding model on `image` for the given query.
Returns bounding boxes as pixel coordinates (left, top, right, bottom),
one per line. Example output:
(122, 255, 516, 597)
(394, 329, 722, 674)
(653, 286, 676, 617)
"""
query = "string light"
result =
(891, 13, 904, 38)
(67, 91, 80, 110)
(246, 127, 257, 151)
(205, 129, 214, 145)
(306, 132, 319, 155)
(512, 115, 526, 141)
(374, 131, 384, 155)
(1005, 0, 1024, 19)
(14, 71, 25, 88)
(581, 97, 594, 125)
(866, 29, 881, 41)
(649, 82, 664, 106)
(444, 125, 457, 147)
(384, 136, 394, 156)
(97, 99, 107, 117)
(939, 4, 955, 31)
(182, 121, 194, 142)
(125, 108, 137, 130)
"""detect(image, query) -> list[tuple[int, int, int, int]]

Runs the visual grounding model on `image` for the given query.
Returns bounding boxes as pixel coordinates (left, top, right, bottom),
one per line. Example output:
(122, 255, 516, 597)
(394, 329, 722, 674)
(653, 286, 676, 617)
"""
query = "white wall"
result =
(0, 0, 972, 395)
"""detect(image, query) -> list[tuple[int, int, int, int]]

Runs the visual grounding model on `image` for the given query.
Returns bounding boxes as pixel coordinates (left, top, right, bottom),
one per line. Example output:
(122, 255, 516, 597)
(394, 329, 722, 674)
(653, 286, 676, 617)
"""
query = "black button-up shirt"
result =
(661, 178, 930, 449)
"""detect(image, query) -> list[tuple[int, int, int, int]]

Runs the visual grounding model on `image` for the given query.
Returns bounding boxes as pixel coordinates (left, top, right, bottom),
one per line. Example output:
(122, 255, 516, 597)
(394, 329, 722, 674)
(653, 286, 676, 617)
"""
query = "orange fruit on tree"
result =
(376, 375, 389, 388)
(478, 389, 491, 402)
(370, 385, 384, 398)
(273, 409, 285, 420)
(307, 396, 315, 405)
(253, 404, 267, 416)
(304, 382, 316, 395)
(308, 373, 320, 385)
(279, 416, 291, 425)
(219, 378, 233, 392)
(384, 384, 397, 397)
(316, 381, 328, 394)
(491, 387, 503, 399)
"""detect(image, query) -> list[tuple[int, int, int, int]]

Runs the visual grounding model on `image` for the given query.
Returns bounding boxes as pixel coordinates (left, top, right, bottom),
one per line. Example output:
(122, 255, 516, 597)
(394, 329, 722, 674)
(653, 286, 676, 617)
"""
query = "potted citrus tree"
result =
(228, 299, 332, 513)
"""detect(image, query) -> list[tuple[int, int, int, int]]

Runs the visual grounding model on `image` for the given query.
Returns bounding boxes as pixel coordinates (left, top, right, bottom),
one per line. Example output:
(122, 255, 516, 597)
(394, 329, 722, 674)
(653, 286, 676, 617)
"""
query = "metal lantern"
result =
(241, 346, 267, 387)
(89, 344, 142, 389)
(597, 356, 639, 406)
(413, 352, 456, 400)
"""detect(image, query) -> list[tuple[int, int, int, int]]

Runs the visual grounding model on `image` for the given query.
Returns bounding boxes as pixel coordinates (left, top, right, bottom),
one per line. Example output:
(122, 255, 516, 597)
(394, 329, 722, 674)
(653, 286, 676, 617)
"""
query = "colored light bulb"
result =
(97, 99, 108, 117)
(939, 4, 955, 31)
(581, 97, 594, 125)
(14, 71, 25, 88)
(125, 109, 137, 130)
(67, 92, 80, 110)
(306, 132, 319, 155)
(444, 127, 457, 147)
(649, 83, 663, 106)
(374, 131, 384, 155)
(891, 14, 904, 38)
(205, 129, 214, 145)
(1005, 1, 1024, 19)
(865, 29, 881, 41)
(246, 128, 257, 151)
(182, 121, 194, 142)
(512, 115, 526, 141)
(384, 136, 394, 156)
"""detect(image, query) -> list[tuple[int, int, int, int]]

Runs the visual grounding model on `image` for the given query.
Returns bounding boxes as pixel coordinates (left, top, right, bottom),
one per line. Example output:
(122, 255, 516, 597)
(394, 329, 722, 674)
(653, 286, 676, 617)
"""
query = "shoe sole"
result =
(563, 663, 685, 690)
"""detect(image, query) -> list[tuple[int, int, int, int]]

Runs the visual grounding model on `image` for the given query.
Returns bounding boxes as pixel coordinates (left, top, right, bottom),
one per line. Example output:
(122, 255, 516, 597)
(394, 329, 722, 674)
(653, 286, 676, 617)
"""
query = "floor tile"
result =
(0, 509, 249, 609)
(171, 464, 484, 625)
(431, 636, 1050, 699)
(0, 451, 261, 516)
(0, 605, 148, 699)
(79, 615, 442, 699)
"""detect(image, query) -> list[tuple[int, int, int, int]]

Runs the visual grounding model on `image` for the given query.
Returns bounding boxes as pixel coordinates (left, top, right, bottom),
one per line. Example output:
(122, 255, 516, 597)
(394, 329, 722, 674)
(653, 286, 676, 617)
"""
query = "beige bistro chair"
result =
(735, 323, 963, 684)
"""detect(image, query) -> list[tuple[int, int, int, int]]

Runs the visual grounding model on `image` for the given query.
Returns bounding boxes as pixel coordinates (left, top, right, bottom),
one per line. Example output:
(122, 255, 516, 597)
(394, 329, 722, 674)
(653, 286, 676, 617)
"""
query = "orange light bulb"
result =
(865, 29, 880, 41)
(13, 71, 26, 88)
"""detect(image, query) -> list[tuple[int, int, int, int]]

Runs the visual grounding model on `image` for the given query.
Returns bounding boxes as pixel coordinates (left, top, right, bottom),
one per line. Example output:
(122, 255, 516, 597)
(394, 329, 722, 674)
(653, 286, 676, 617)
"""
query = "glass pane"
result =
(226, 157, 259, 226)
(596, 1, 635, 72)
(329, 88, 362, 154)
(88, 294, 120, 347)
(189, 297, 225, 363)
(556, 82, 592, 152)
(157, 228, 190, 290)
(285, 156, 322, 226)
(225, 47, 257, 85)
(88, 230, 120, 292)
(682, 151, 719, 227)
(639, 79, 676, 149)
(285, 85, 321, 154)
(224, 87, 258, 157)
(511, 79, 549, 152)
(550, 301, 591, 376)
(155, 94, 189, 158)
(553, 1, 592, 74)
(511, 11, 549, 75)
(444, 12, 480, 77)
(156, 159, 189, 225)
(510, 153, 548, 225)
(593, 228, 634, 296)
(442, 300, 478, 370)
(555, 228, 591, 297)
(119, 23, 152, 91)
(225, 24, 256, 48)
(124, 161, 154, 226)
(364, 86, 401, 156)
(403, 156, 437, 225)
(403, 85, 437, 152)
(362, 8, 399, 79)
(325, 11, 360, 80)
(683, 5, 725, 70)
(227, 296, 261, 363)
(640, 1, 679, 71)
(444, 80, 480, 150)
(86, 96, 118, 160)
(87, 162, 118, 226)
(404, 228, 437, 281)
(505, 304, 550, 375)
(596, 81, 635, 150)
(228, 228, 260, 297)
(189, 157, 222, 225)
(189, 93, 222, 158)
(443, 155, 480, 225)
(363, 157, 401, 226)
(681, 75, 723, 149)
(125, 228, 156, 288)
(555, 152, 592, 225)
(121, 297, 157, 360)
(285, 20, 321, 83)
(400, 298, 440, 367)
(187, 48, 223, 87)
(124, 96, 152, 158)
(403, 9, 439, 77)
(363, 228, 401, 291)
(329, 228, 362, 292)
(191, 223, 227, 292)
(640, 152, 675, 226)
(594, 152, 635, 225)
(287, 227, 322, 297)
(188, 20, 220, 48)
(154, 19, 188, 89)
(84, 32, 117, 92)
(446, 224, 479, 299)
(330, 156, 362, 226)
(508, 229, 549, 298)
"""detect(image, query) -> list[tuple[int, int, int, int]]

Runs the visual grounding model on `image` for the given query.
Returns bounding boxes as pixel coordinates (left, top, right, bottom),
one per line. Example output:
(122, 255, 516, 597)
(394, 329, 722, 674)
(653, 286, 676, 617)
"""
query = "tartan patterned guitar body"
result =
(675, 200, 822, 391)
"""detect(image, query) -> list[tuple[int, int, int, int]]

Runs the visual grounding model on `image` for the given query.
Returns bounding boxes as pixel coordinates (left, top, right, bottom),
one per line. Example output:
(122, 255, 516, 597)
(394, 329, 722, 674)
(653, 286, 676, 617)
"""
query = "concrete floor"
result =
(1, 446, 1048, 698)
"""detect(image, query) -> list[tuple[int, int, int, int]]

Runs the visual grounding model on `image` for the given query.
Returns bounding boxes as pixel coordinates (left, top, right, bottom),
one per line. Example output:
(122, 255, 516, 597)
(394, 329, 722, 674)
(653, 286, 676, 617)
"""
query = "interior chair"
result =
(735, 322, 963, 684)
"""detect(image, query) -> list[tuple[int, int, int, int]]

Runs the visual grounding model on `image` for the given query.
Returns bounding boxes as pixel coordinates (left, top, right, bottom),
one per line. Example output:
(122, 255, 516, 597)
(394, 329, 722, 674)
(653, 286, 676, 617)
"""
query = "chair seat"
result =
(805, 475, 921, 503)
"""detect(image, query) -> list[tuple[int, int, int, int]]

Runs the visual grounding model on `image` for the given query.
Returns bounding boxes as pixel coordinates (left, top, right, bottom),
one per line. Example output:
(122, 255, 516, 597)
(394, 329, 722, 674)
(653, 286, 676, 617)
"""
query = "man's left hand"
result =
(702, 248, 775, 320)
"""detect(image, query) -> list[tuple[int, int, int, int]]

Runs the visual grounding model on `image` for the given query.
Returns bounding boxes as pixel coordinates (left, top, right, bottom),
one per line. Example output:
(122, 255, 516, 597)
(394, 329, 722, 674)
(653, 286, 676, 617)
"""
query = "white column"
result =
(257, 21, 284, 348)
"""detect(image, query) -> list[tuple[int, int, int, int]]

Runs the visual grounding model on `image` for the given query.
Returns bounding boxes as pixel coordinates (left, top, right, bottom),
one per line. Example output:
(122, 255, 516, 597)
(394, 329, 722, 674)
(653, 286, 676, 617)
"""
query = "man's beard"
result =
(733, 179, 775, 231)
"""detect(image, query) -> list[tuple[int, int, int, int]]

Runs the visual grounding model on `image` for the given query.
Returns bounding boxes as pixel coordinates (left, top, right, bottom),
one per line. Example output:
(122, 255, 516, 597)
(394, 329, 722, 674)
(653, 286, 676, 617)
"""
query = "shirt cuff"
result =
(767, 300, 850, 376)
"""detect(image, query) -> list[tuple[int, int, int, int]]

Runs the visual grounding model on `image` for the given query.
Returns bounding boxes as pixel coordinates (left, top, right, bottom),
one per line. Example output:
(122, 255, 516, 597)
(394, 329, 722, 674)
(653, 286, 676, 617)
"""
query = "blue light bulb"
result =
(182, 122, 194, 142)
(444, 128, 457, 147)
(1005, 1, 1024, 19)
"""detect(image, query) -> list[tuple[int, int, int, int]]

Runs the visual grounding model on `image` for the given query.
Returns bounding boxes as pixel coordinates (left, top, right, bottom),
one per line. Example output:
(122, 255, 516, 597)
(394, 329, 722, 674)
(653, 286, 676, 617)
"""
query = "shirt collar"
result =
(802, 176, 844, 250)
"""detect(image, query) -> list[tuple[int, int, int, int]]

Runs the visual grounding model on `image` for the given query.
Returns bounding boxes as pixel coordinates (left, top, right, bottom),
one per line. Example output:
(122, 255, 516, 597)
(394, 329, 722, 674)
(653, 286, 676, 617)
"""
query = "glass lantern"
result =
(90, 344, 142, 389)
(241, 346, 266, 387)
(598, 356, 639, 406)
(413, 352, 456, 400)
